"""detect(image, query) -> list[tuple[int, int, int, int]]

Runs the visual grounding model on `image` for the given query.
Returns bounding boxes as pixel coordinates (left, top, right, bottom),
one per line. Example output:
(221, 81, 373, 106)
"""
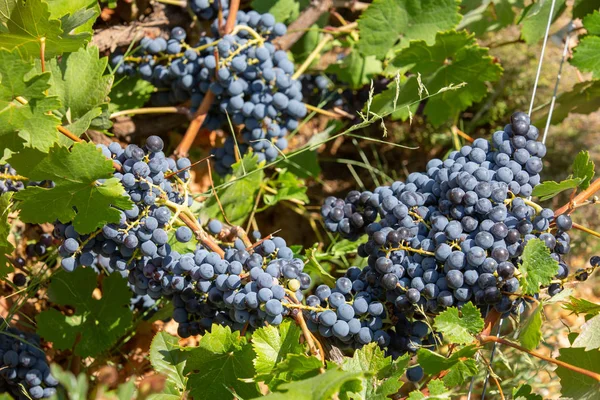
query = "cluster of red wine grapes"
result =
(321, 112, 577, 340)
(0, 324, 59, 399)
(113, 0, 305, 175)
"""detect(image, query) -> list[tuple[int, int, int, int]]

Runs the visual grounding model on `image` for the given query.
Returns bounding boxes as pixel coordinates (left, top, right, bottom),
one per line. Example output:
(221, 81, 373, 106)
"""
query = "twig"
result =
(110, 106, 190, 119)
(451, 125, 475, 143)
(274, 0, 333, 51)
(164, 155, 213, 179)
(572, 222, 600, 240)
(224, 0, 240, 34)
(555, 177, 600, 216)
(286, 293, 325, 368)
(477, 351, 505, 400)
(304, 103, 343, 119)
(175, 90, 216, 157)
(292, 34, 333, 80)
(178, 212, 225, 258)
(245, 229, 282, 252)
(39, 37, 46, 72)
(479, 335, 600, 382)
(206, 156, 232, 226)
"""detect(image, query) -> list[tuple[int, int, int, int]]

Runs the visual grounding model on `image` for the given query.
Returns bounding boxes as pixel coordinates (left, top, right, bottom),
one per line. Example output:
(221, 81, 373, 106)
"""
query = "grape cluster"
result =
(0, 324, 59, 399)
(113, 1, 306, 175)
(322, 112, 574, 323)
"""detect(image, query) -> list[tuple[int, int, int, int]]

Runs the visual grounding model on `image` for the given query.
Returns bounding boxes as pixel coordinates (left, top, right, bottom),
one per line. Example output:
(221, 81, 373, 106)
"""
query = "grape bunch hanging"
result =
(113, 0, 306, 175)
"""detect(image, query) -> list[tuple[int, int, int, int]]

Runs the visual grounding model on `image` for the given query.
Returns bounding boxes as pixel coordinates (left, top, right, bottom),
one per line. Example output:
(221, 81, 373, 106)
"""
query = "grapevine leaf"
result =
(325, 50, 382, 89)
(563, 296, 600, 317)
(262, 171, 309, 207)
(108, 76, 155, 113)
(572, 314, 600, 350)
(10, 142, 133, 234)
(571, 11, 600, 80)
(46, 46, 114, 135)
(534, 80, 600, 125)
(36, 270, 133, 358)
(573, 0, 600, 19)
(0, 192, 14, 277)
(0, 0, 91, 59)
(519, 239, 559, 295)
(386, 30, 502, 126)
(572, 150, 595, 190)
(520, 0, 567, 44)
(341, 343, 410, 399)
(184, 325, 259, 400)
(252, 320, 304, 376)
(279, 150, 321, 179)
(201, 154, 264, 226)
(356, 0, 461, 59)
(457, 0, 516, 35)
(417, 345, 478, 386)
(518, 303, 544, 350)
(556, 347, 600, 399)
(512, 384, 543, 400)
(0, 49, 62, 153)
(304, 245, 336, 287)
(45, 0, 99, 35)
(571, 36, 600, 80)
(267, 354, 322, 389)
(531, 178, 582, 201)
(261, 369, 364, 400)
(366, 75, 420, 121)
(407, 379, 451, 400)
(149, 332, 188, 394)
(433, 302, 484, 344)
(250, 0, 300, 23)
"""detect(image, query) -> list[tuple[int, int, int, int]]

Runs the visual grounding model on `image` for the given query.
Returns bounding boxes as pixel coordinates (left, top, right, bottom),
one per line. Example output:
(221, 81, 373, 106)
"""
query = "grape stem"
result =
(274, 0, 333, 51)
(0, 173, 28, 181)
(386, 244, 435, 257)
(223, 0, 240, 35)
(478, 335, 600, 382)
(504, 195, 543, 213)
(109, 106, 191, 120)
(175, 90, 216, 157)
(291, 34, 332, 80)
(304, 103, 345, 119)
(555, 177, 600, 216)
(286, 292, 326, 367)
(154, 0, 186, 6)
(571, 222, 600, 240)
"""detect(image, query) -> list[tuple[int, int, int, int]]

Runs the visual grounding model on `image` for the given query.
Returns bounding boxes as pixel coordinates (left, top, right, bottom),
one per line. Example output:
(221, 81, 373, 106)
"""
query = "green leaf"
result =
(108, 76, 155, 113)
(201, 154, 264, 226)
(556, 347, 600, 399)
(572, 314, 600, 350)
(279, 150, 321, 179)
(260, 369, 364, 400)
(407, 379, 451, 400)
(572, 150, 595, 190)
(263, 171, 309, 207)
(150, 332, 188, 394)
(46, 0, 99, 35)
(417, 345, 478, 386)
(573, 0, 600, 19)
(367, 75, 420, 120)
(268, 353, 322, 389)
(433, 302, 484, 344)
(0, 192, 14, 277)
(571, 11, 600, 80)
(250, 0, 300, 23)
(0, 49, 62, 153)
(563, 297, 600, 317)
(518, 303, 544, 350)
(46, 46, 114, 135)
(341, 343, 410, 399)
(531, 178, 582, 201)
(520, 0, 566, 44)
(304, 245, 336, 287)
(252, 320, 304, 376)
(10, 142, 133, 234)
(36, 270, 133, 358)
(534, 80, 600, 125)
(325, 50, 382, 89)
(519, 238, 559, 295)
(49, 364, 89, 400)
(457, 0, 517, 35)
(386, 30, 502, 126)
(512, 384, 543, 400)
(184, 325, 259, 400)
(0, 0, 91, 59)
(356, 0, 461, 59)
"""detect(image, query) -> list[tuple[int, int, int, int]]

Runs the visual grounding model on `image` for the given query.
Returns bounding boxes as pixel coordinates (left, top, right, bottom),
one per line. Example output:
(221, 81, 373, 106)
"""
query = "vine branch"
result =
(555, 177, 600, 216)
